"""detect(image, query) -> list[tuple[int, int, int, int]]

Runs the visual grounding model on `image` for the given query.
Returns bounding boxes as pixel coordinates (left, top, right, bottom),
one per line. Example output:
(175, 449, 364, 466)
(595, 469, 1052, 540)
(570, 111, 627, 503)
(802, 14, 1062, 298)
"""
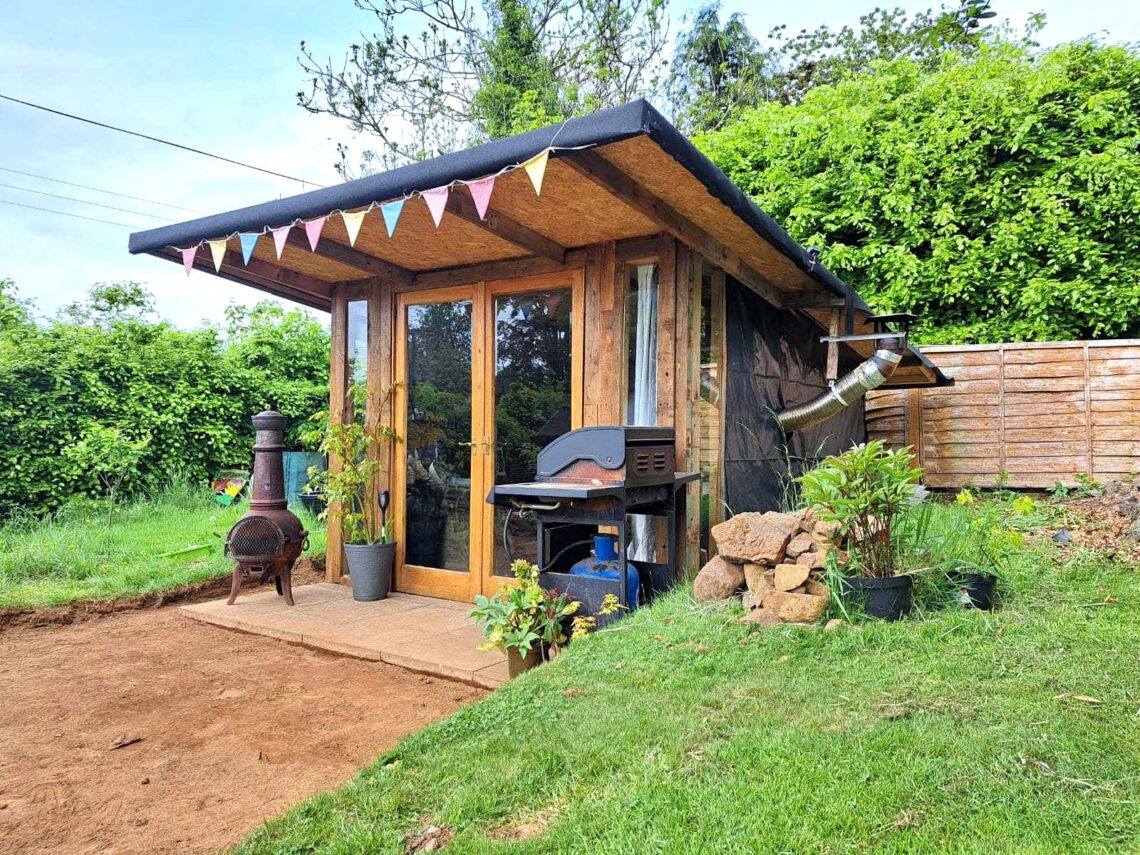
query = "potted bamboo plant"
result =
(306, 384, 399, 601)
(797, 441, 923, 621)
(470, 559, 581, 677)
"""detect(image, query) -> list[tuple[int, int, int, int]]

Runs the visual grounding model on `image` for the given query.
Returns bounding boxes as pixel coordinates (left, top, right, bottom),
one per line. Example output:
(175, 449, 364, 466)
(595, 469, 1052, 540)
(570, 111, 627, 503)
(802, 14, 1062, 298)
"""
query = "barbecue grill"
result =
(488, 425, 697, 623)
(224, 411, 308, 606)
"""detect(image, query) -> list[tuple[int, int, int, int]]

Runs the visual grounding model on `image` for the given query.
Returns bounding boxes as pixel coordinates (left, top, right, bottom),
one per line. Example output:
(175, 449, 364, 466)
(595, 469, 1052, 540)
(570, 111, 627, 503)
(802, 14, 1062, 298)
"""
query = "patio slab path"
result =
(181, 584, 508, 688)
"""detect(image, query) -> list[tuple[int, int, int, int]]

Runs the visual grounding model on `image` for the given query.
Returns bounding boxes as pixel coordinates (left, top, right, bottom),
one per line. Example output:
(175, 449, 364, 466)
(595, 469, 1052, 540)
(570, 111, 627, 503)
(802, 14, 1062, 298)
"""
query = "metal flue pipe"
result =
(776, 338, 905, 434)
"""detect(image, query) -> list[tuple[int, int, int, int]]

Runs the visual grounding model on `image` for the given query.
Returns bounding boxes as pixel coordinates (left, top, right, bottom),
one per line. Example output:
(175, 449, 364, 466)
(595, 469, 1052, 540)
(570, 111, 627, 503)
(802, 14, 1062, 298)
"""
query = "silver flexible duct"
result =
(776, 341, 904, 433)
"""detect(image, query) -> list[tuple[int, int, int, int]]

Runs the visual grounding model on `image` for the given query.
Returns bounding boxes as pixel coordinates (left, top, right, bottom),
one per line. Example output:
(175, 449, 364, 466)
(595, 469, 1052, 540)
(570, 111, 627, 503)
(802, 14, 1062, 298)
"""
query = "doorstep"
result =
(180, 583, 508, 688)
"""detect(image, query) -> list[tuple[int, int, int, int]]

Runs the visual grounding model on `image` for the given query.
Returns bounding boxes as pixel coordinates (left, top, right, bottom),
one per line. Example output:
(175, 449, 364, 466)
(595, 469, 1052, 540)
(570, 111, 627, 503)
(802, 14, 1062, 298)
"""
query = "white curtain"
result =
(629, 263, 658, 563)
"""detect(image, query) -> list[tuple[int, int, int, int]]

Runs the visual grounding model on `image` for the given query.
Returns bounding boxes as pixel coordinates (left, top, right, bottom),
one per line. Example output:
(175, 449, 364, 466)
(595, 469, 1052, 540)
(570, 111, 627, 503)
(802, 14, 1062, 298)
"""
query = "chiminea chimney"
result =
(224, 411, 308, 606)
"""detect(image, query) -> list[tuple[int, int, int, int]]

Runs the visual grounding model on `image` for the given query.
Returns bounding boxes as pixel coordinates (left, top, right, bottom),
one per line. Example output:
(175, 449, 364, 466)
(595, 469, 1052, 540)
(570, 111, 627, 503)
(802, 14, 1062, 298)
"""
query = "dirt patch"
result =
(0, 590, 485, 855)
(0, 557, 326, 632)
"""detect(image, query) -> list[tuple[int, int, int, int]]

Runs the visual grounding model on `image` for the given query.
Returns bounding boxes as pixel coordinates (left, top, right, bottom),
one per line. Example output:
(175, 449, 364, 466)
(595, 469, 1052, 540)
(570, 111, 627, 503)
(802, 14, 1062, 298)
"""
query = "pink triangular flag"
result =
(523, 150, 549, 196)
(341, 210, 367, 247)
(181, 246, 197, 276)
(467, 176, 495, 220)
(207, 239, 228, 272)
(271, 226, 290, 260)
(423, 186, 449, 227)
(304, 216, 326, 251)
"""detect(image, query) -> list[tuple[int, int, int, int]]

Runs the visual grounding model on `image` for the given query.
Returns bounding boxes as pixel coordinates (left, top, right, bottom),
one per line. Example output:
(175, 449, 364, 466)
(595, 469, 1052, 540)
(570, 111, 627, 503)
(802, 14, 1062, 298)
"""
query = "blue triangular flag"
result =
(380, 199, 404, 237)
(239, 232, 260, 265)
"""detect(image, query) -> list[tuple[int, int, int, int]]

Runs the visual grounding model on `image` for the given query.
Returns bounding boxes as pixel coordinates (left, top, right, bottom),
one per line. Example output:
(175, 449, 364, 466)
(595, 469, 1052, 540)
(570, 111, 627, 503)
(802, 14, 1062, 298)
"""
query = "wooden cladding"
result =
(867, 340, 1140, 489)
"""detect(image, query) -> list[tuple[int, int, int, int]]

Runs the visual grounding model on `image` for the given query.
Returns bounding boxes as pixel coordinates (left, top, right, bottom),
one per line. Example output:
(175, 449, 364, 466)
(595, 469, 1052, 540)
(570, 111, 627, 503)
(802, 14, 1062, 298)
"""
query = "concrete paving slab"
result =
(181, 586, 507, 687)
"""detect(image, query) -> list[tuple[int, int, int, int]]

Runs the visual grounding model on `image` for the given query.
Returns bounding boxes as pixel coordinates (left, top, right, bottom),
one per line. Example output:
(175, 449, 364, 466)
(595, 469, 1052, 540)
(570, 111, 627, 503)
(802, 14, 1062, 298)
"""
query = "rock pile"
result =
(693, 509, 847, 627)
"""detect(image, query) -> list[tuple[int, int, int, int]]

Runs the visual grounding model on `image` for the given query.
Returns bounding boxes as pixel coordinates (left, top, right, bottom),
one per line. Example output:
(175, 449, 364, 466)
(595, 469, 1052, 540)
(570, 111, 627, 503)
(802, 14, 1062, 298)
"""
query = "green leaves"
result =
(699, 40, 1140, 344)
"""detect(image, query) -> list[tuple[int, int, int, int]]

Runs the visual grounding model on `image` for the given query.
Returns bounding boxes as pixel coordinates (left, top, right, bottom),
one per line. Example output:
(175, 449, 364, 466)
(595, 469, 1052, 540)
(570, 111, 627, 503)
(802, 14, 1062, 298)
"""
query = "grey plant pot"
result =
(344, 542, 395, 602)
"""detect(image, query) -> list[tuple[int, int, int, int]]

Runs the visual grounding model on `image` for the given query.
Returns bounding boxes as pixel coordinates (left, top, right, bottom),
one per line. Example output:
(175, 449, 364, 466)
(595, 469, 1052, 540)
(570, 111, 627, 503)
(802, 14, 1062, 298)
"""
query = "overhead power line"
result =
(0, 181, 173, 222)
(0, 93, 325, 187)
(0, 166, 207, 214)
(0, 198, 144, 229)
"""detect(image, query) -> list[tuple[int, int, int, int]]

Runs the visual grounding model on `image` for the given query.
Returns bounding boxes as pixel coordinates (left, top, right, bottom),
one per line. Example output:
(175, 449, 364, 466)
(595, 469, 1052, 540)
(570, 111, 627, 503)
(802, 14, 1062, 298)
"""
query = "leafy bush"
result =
(797, 440, 922, 577)
(0, 282, 329, 517)
(699, 40, 1140, 343)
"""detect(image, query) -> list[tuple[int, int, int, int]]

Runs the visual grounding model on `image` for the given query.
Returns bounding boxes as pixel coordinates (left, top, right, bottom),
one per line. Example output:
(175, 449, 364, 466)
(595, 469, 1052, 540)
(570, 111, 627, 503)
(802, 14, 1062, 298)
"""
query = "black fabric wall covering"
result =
(723, 278, 866, 514)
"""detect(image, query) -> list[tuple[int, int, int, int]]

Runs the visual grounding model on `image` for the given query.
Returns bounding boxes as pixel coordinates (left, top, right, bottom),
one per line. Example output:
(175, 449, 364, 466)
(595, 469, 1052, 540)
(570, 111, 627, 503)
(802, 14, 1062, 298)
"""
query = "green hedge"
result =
(0, 282, 329, 517)
(699, 41, 1140, 344)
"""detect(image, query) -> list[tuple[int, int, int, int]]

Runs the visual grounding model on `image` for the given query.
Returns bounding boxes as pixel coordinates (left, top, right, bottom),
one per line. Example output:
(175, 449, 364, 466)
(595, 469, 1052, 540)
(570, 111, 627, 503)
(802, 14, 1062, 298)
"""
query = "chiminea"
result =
(224, 411, 308, 606)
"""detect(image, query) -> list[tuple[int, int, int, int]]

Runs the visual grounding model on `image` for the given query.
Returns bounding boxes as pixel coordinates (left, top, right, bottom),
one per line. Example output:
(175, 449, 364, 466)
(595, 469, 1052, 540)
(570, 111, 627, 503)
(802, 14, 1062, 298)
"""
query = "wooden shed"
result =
(129, 100, 947, 601)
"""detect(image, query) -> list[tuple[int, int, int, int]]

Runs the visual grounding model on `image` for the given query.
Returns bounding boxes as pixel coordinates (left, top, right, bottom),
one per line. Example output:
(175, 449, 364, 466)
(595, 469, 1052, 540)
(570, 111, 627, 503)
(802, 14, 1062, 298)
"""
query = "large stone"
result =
(774, 563, 810, 592)
(812, 519, 841, 541)
(693, 556, 745, 602)
(712, 512, 795, 564)
(796, 551, 826, 568)
(805, 579, 829, 598)
(744, 563, 775, 596)
(785, 532, 814, 558)
(740, 608, 782, 627)
(763, 590, 828, 624)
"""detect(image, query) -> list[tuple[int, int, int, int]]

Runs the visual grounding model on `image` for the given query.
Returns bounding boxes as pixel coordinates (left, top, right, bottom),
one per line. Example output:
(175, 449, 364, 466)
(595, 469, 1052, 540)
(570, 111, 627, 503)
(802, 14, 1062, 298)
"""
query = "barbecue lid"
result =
(536, 425, 674, 479)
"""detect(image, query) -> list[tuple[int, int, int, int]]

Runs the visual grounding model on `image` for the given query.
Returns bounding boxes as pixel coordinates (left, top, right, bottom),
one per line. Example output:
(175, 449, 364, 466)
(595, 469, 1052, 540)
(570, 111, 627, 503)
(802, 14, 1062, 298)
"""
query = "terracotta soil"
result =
(0, 587, 486, 855)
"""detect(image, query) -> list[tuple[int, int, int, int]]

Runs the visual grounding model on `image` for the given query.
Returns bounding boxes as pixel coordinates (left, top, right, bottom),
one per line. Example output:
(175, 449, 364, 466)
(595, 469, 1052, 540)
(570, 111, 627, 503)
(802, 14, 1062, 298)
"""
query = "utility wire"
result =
(0, 198, 144, 229)
(0, 93, 325, 187)
(0, 181, 173, 221)
(0, 166, 207, 214)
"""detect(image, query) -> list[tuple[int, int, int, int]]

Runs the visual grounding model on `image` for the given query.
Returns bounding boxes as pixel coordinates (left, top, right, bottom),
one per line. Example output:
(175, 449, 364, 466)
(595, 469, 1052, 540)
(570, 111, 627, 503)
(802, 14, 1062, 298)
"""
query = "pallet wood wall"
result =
(866, 340, 1140, 489)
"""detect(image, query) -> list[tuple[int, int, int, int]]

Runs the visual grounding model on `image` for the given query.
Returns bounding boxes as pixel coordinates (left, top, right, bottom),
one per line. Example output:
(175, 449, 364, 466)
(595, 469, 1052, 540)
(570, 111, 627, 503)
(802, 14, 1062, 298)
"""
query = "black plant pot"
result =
(951, 572, 996, 610)
(840, 575, 913, 621)
(297, 491, 326, 517)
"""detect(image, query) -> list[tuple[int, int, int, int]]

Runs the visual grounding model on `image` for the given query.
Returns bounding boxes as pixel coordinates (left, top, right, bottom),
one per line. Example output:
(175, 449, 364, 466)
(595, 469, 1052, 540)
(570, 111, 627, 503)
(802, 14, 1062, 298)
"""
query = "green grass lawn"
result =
(0, 484, 326, 608)
(236, 515, 1139, 854)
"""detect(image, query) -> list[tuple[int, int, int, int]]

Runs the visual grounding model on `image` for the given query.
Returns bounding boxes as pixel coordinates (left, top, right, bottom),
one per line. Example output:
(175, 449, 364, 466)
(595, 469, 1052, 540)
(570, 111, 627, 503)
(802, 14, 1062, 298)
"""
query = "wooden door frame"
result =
(391, 270, 585, 602)
(392, 283, 484, 601)
(476, 270, 585, 598)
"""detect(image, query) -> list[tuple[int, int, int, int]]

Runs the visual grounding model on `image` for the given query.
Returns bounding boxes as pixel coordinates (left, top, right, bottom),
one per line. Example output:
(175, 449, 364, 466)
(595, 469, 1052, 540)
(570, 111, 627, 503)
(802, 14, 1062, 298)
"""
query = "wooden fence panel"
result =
(866, 340, 1140, 489)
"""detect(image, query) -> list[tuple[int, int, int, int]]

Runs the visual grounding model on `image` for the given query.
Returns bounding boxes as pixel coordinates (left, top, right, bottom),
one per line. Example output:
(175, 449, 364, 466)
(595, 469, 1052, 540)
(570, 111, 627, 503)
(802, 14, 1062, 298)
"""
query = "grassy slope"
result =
(237, 528, 1139, 854)
(0, 486, 326, 608)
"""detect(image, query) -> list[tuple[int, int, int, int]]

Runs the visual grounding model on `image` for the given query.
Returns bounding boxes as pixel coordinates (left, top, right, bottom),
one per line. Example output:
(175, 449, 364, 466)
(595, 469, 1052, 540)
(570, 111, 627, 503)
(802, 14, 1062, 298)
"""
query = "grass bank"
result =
(238, 517, 1139, 853)
(0, 484, 326, 608)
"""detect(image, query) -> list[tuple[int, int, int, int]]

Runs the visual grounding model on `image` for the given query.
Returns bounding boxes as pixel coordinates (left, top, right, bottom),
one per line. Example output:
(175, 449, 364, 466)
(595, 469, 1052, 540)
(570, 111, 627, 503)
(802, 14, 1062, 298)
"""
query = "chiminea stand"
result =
(223, 411, 308, 606)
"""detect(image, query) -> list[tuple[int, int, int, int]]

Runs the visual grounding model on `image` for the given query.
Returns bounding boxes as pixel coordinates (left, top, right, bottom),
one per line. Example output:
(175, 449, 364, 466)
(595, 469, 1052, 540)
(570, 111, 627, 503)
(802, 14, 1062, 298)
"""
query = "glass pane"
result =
(346, 300, 368, 422)
(404, 301, 473, 572)
(625, 263, 659, 425)
(493, 289, 573, 576)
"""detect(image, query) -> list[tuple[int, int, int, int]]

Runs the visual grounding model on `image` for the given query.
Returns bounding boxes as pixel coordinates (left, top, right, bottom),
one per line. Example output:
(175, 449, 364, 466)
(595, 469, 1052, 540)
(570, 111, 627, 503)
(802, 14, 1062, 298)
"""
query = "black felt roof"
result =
(127, 99, 868, 310)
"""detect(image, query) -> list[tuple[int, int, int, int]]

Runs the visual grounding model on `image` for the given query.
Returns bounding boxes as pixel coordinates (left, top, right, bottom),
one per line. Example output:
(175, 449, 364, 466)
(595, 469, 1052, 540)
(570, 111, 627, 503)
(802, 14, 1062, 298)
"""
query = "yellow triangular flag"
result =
(523, 150, 549, 196)
(341, 209, 367, 247)
(208, 239, 228, 272)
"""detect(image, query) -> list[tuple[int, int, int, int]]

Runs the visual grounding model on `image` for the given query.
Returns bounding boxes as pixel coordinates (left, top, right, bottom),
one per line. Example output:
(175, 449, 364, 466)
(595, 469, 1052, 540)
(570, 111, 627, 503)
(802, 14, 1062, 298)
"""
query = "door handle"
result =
(457, 440, 477, 451)
(481, 437, 492, 455)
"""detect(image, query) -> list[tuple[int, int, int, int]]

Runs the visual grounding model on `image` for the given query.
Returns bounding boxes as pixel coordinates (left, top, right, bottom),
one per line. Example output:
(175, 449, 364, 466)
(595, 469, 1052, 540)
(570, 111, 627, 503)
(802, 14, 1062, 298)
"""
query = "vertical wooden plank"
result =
(906, 389, 922, 468)
(826, 307, 841, 382)
(325, 287, 347, 583)
(570, 268, 586, 430)
(998, 345, 1006, 478)
(582, 243, 603, 426)
(600, 241, 622, 424)
(655, 236, 677, 429)
(1083, 341, 1093, 477)
(711, 268, 727, 553)
(681, 246, 702, 577)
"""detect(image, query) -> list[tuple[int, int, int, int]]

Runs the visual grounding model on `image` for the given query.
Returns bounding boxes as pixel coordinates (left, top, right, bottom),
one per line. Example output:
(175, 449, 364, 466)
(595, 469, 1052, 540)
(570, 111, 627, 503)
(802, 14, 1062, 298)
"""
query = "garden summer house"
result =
(129, 100, 947, 602)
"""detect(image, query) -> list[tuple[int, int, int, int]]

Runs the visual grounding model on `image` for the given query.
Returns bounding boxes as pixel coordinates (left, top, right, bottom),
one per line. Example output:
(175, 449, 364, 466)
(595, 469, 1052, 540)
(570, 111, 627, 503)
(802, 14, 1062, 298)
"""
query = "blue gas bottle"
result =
(568, 533, 640, 609)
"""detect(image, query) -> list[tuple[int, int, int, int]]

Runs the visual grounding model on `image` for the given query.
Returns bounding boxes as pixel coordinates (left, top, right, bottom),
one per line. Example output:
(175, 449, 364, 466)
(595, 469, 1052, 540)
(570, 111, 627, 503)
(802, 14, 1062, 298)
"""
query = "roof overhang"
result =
(128, 99, 946, 387)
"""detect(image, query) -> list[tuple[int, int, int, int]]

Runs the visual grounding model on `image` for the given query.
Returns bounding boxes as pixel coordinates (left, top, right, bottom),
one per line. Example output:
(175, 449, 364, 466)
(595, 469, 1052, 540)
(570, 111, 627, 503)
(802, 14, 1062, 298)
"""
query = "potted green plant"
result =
(470, 559, 581, 677)
(797, 441, 923, 621)
(306, 385, 399, 601)
(938, 490, 1026, 610)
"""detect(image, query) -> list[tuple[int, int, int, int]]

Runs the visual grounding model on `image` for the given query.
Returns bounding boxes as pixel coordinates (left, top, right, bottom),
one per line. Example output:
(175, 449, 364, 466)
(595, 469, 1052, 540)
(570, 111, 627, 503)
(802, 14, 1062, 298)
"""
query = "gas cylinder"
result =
(568, 533, 640, 609)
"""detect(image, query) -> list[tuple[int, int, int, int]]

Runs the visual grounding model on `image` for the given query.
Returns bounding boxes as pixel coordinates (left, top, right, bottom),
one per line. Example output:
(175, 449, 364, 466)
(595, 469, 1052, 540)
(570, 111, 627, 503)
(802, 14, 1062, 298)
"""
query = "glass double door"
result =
(393, 273, 582, 601)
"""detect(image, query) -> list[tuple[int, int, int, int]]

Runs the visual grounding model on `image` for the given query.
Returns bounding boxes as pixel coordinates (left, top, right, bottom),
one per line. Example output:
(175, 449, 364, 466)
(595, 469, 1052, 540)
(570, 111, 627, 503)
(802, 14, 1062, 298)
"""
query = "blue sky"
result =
(1, 1, 1136, 328)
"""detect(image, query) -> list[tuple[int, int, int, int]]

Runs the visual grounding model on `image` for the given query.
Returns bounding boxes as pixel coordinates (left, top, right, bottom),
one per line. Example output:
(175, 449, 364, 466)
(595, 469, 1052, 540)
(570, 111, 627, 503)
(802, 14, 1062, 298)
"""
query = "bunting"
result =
(523, 150, 549, 196)
(271, 225, 290, 260)
(304, 216, 326, 251)
(380, 199, 404, 237)
(176, 143, 575, 275)
(423, 186, 449, 228)
(207, 239, 228, 272)
(341, 210, 367, 247)
(467, 176, 495, 220)
(239, 233, 259, 265)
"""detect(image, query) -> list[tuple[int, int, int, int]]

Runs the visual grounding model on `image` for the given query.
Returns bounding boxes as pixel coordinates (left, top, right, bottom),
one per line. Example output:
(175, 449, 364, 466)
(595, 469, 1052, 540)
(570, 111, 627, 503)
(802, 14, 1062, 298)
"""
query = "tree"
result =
(63, 424, 150, 522)
(669, 3, 773, 133)
(298, 0, 668, 171)
(698, 41, 1140, 344)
